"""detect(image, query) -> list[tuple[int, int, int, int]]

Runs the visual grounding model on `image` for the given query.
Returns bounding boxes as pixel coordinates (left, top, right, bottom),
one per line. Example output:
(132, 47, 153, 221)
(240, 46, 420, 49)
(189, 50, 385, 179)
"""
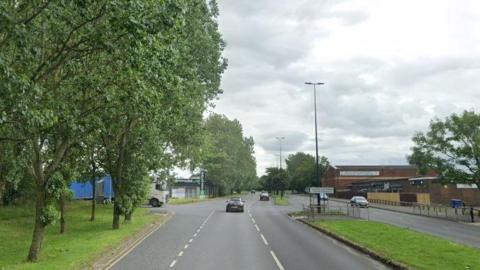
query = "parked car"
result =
(226, 197, 244, 212)
(319, 193, 329, 201)
(260, 192, 269, 201)
(350, 196, 369, 207)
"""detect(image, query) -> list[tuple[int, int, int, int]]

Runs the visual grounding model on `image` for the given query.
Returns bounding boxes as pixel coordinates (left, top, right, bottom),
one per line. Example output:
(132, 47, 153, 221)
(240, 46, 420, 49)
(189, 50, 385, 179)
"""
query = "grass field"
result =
(311, 220, 480, 270)
(273, 196, 289, 206)
(0, 201, 164, 270)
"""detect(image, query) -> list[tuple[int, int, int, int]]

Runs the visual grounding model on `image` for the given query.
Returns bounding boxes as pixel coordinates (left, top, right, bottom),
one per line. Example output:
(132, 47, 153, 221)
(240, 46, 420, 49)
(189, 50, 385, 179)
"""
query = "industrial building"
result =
(325, 165, 480, 206)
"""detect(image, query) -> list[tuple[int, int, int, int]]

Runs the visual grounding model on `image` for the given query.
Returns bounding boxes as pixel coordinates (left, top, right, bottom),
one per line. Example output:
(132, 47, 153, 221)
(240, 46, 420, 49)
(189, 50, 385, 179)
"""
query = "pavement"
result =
(111, 193, 390, 270)
(288, 195, 480, 248)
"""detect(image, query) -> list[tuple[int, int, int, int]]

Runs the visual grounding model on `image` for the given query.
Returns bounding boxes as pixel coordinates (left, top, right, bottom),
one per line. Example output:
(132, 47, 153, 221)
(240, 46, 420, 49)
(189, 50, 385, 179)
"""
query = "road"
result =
(112, 194, 389, 270)
(289, 195, 480, 248)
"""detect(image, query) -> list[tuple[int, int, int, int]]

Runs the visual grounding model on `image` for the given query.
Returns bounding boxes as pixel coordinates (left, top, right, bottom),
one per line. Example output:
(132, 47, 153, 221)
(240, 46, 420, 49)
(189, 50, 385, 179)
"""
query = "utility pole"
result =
(275, 136, 285, 169)
(305, 82, 325, 206)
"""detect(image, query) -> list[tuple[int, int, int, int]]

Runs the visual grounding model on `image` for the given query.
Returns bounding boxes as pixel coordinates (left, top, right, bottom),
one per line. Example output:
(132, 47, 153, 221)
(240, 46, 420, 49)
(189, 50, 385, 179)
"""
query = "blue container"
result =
(70, 176, 114, 200)
(450, 199, 463, 208)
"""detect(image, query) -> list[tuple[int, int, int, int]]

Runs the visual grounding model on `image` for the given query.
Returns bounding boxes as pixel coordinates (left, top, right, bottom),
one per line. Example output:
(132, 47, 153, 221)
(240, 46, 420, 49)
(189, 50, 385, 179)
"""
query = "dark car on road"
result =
(260, 192, 269, 201)
(226, 197, 244, 212)
(350, 196, 369, 207)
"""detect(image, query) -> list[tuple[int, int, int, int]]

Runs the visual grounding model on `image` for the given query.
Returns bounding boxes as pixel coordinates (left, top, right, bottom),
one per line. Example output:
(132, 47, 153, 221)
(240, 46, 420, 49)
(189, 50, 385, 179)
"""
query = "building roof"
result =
(332, 165, 416, 170)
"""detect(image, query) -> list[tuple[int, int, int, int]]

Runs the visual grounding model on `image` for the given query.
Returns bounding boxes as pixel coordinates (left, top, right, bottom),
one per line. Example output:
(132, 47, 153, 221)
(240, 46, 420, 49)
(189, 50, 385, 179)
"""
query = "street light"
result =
(305, 82, 325, 206)
(275, 136, 285, 169)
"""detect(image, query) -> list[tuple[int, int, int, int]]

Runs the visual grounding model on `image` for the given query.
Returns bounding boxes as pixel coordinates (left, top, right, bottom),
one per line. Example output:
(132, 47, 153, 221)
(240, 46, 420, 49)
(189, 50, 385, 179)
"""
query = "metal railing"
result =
(367, 199, 479, 222)
(302, 203, 369, 221)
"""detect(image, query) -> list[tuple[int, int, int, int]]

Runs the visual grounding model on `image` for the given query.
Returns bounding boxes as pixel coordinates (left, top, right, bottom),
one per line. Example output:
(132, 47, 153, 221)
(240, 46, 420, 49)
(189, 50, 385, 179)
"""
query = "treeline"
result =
(199, 114, 257, 196)
(259, 152, 329, 195)
(0, 1, 225, 261)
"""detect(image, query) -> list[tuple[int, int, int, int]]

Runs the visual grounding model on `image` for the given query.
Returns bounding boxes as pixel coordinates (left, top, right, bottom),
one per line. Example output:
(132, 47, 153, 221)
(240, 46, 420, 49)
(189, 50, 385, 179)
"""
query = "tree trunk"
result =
(90, 157, 97, 222)
(59, 192, 66, 234)
(90, 179, 96, 221)
(124, 211, 132, 223)
(28, 188, 46, 261)
(112, 200, 121, 229)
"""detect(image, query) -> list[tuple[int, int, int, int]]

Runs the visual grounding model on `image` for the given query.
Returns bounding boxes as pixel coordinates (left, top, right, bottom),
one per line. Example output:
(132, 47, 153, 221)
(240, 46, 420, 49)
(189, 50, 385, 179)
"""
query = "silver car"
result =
(350, 196, 369, 207)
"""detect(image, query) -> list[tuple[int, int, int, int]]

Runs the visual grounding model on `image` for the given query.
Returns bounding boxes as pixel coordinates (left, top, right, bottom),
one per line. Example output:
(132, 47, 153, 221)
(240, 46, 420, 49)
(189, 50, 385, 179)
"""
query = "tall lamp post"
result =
(305, 82, 325, 206)
(275, 136, 285, 169)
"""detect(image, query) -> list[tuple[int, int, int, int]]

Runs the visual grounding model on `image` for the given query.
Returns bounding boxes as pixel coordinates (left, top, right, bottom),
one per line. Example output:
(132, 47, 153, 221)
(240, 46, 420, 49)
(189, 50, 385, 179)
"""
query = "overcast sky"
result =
(210, 0, 480, 176)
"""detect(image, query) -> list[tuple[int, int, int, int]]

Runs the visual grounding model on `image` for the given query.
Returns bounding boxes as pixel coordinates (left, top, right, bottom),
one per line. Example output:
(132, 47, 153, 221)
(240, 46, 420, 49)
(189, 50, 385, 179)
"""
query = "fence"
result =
(367, 199, 479, 222)
(302, 203, 369, 221)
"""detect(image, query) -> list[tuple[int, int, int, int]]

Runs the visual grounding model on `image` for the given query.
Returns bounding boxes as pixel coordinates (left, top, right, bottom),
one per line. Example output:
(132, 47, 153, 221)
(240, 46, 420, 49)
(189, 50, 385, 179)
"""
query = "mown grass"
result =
(0, 201, 164, 270)
(311, 220, 480, 270)
(273, 196, 289, 206)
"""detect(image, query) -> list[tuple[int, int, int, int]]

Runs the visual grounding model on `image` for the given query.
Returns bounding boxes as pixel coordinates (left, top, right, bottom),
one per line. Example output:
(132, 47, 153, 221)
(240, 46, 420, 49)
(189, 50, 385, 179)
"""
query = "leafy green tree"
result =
(200, 114, 257, 195)
(408, 110, 480, 187)
(260, 167, 288, 197)
(286, 152, 329, 192)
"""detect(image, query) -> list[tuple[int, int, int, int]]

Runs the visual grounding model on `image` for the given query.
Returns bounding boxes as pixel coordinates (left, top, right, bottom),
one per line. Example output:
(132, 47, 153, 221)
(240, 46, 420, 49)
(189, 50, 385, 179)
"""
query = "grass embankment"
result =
(0, 201, 164, 270)
(311, 220, 480, 270)
(273, 196, 289, 206)
(168, 197, 208, 205)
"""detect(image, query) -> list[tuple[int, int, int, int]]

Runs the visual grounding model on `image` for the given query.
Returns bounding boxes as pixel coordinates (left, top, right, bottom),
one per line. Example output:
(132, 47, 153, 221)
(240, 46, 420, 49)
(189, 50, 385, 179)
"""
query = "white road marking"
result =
(189, 238, 193, 243)
(169, 260, 177, 267)
(178, 251, 183, 257)
(255, 224, 260, 231)
(193, 233, 197, 237)
(196, 229, 200, 233)
(260, 233, 269, 245)
(184, 244, 189, 249)
(251, 218, 256, 223)
(270, 251, 285, 270)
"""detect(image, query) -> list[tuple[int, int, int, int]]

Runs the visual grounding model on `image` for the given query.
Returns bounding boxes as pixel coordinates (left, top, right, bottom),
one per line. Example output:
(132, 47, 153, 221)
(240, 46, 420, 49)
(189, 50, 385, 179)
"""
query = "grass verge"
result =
(273, 196, 289, 206)
(310, 220, 480, 270)
(0, 201, 165, 270)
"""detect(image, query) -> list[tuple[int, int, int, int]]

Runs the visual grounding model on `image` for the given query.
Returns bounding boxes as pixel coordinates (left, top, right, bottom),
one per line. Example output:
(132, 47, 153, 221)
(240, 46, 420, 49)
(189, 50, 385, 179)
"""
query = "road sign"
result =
(307, 187, 334, 194)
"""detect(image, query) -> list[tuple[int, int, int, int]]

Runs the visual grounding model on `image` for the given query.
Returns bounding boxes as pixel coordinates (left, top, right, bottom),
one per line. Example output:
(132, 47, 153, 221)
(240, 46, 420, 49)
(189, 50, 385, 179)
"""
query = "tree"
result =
(285, 152, 329, 192)
(200, 114, 257, 195)
(408, 110, 480, 187)
(260, 167, 288, 197)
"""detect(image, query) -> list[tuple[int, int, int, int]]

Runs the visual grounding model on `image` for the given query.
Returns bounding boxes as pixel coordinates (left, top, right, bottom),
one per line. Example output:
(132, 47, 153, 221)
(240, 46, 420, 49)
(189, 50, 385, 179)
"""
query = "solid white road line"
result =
(169, 260, 177, 268)
(184, 244, 189, 249)
(260, 233, 269, 245)
(178, 251, 183, 257)
(255, 224, 260, 232)
(270, 251, 285, 270)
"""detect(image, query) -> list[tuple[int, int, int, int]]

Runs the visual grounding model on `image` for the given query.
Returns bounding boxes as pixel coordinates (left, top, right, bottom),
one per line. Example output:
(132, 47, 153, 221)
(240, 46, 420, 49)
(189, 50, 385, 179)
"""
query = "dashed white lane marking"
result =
(270, 251, 285, 270)
(255, 224, 260, 231)
(184, 244, 189, 249)
(260, 233, 269, 245)
(169, 260, 177, 267)
(189, 238, 193, 243)
(251, 218, 256, 223)
(193, 233, 198, 237)
(178, 251, 183, 257)
(196, 229, 201, 233)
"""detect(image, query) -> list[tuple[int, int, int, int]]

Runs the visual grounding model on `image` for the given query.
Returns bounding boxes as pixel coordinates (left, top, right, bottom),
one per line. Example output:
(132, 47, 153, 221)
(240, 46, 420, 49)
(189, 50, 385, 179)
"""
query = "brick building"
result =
(324, 165, 418, 193)
(324, 165, 480, 206)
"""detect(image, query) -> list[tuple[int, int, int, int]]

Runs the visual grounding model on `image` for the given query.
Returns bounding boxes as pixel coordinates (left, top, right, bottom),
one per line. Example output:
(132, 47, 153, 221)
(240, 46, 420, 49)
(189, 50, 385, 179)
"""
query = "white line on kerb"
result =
(184, 244, 189, 249)
(255, 224, 260, 232)
(169, 260, 177, 268)
(270, 251, 285, 270)
(260, 234, 269, 245)
(178, 251, 183, 257)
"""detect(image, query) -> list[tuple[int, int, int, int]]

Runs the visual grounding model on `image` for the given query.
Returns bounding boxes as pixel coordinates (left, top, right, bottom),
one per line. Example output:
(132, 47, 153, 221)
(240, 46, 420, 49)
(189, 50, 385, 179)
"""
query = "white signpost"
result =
(307, 187, 334, 194)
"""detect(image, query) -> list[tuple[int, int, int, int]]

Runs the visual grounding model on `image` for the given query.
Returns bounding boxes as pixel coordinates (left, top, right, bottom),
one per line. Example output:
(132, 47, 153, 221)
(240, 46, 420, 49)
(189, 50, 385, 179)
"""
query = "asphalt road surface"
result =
(289, 195, 480, 248)
(111, 194, 389, 270)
